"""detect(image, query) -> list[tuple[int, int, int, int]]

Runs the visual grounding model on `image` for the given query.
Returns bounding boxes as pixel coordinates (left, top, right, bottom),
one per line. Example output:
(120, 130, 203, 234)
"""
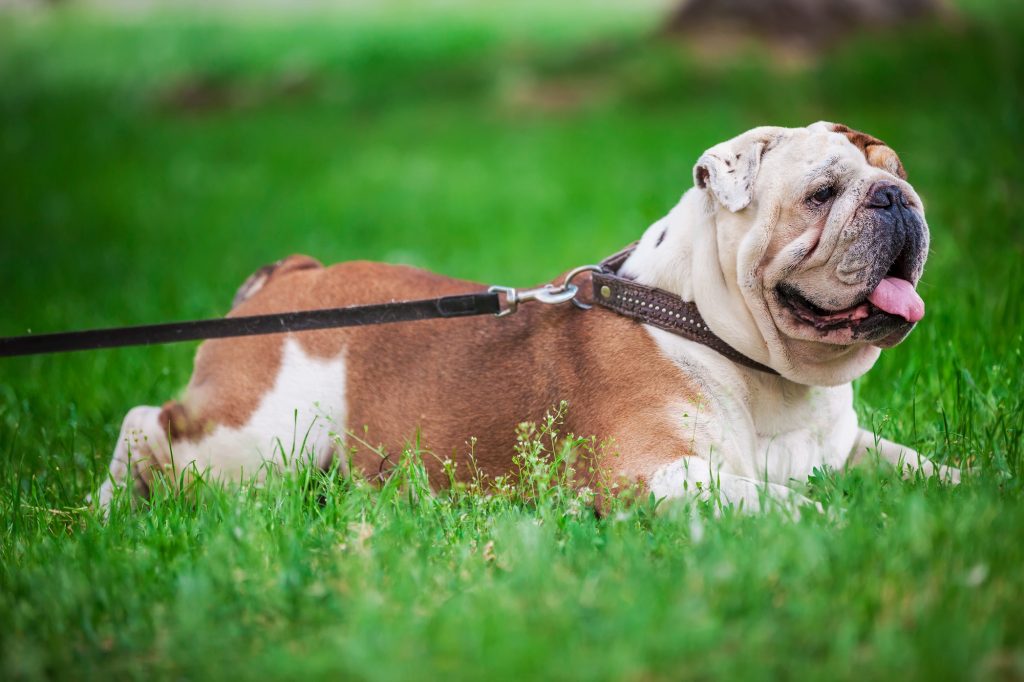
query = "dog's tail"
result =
(231, 255, 322, 309)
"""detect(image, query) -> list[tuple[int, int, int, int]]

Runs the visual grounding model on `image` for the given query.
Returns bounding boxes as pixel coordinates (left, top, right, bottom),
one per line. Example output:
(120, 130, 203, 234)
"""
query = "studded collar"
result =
(590, 243, 779, 375)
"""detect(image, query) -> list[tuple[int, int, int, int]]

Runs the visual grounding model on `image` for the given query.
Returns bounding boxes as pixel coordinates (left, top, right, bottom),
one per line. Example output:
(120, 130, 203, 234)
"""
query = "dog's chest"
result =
(743, 383, 859, 483)
(650, 330, 858, 484)
(700, 373, 860, 484)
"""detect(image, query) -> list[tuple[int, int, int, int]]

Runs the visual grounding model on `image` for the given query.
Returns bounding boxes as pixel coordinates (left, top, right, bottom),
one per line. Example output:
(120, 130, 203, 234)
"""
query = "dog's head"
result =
(691, 121, 928, 384)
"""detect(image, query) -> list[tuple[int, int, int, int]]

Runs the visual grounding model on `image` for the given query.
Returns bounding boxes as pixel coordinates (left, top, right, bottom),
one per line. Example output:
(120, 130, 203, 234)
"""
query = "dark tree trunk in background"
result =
(663, 0, 952, 49)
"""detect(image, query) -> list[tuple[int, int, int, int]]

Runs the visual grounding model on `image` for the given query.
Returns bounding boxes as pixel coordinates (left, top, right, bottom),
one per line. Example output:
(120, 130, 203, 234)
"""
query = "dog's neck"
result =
(619, 190, 879, 387)
(620, 189, 774, 367)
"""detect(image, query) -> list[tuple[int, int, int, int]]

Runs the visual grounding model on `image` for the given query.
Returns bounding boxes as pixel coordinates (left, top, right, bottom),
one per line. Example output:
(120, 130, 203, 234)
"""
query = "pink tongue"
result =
(868, 277, 925, 322)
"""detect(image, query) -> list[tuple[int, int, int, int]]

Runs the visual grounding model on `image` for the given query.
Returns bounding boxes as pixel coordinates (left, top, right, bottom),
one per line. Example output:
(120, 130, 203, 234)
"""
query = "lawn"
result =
(1, 2, 1023, 679)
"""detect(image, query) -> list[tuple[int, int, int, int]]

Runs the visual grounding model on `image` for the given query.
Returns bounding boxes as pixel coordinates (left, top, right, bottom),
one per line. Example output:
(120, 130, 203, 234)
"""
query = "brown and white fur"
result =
(94, 122, 959, 513)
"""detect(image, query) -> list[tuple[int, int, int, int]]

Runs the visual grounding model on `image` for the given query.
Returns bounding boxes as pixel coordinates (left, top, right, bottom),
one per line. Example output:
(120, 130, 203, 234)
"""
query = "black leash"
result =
(0, 292, 501, 358)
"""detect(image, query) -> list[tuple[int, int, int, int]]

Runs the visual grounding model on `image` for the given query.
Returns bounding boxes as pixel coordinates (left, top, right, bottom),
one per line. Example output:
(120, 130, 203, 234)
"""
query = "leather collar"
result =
(590, 243, 779, 375)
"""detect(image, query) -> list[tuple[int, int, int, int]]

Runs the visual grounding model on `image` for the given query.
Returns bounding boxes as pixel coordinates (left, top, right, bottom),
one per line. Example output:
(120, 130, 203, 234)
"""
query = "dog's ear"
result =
(817, 121, 907, 180)
(693, 128, 783, 212)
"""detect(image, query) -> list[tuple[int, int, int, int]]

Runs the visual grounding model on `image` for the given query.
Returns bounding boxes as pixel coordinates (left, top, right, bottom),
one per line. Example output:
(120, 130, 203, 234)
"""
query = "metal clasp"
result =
(488, 283, 579, 317)
(561, 264, 603, 310)
(488, 263, 602, 317)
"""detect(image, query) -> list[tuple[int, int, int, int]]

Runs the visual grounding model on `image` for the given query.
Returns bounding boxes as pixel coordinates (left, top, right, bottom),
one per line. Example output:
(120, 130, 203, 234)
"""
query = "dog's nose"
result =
(866, 183, 909, 209)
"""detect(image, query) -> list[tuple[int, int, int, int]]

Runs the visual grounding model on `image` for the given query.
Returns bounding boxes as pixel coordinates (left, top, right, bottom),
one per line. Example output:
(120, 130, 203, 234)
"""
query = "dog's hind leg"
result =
(91, 405, 169, 510)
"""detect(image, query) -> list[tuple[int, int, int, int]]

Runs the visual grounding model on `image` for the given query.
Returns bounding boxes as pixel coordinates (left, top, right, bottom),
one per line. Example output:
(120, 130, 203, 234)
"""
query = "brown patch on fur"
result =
(831, 124, 907, 179)
(158, 401, 210, 442)
(165, 259, 703, 493)
(232, 255, 322, 309)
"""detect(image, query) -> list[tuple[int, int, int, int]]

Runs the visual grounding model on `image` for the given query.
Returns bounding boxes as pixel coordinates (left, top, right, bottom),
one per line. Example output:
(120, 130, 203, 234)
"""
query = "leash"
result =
(0, 293, 502, 358)
(0, 249, 776, 374)
(0, 270, 593, 359)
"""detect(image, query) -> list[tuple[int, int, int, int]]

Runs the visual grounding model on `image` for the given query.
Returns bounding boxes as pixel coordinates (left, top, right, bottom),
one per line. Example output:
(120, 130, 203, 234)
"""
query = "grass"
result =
(1, 1, 1023, 679)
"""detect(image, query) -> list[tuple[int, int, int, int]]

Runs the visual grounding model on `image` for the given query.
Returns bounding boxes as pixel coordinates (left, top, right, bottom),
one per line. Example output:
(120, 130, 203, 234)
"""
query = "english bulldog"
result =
(94, 121, 959, 513)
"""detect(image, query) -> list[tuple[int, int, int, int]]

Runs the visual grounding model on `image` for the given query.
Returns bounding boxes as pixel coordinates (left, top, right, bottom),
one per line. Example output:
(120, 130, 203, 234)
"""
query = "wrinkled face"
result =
(697, 122, 930, 354)
(759, 126, 929, 348)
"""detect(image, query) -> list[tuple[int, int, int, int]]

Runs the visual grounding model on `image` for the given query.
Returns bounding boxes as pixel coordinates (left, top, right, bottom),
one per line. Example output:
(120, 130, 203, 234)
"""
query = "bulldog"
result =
(94, 121, 959, 513)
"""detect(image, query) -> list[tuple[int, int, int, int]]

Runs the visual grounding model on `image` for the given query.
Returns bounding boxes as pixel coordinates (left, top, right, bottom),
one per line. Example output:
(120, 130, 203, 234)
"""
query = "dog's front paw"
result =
(939, 464, 962, 485)
(903, 458, 961, 484)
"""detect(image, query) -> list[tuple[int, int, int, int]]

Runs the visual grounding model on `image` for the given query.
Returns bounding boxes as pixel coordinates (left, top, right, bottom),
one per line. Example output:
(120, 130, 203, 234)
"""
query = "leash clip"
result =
(488, 264, 603, 317)
(488, 283, 579, 317)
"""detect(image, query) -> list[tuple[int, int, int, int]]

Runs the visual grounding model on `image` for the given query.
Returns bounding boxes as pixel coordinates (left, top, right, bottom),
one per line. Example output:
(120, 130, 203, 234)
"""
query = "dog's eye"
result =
(809, 185, 836, 204)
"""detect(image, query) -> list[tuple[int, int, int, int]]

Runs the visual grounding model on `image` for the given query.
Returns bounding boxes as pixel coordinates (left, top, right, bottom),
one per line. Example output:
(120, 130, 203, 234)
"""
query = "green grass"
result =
(2, 2, 1023, 679)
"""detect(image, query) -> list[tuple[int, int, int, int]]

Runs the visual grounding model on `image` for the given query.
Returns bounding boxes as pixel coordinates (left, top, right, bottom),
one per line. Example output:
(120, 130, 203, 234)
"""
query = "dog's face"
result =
(693, 122, 929, 383)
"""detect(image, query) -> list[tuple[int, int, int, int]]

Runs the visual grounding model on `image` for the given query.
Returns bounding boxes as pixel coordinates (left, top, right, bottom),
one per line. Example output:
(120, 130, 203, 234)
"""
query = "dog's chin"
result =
(771, 283, 916, 348)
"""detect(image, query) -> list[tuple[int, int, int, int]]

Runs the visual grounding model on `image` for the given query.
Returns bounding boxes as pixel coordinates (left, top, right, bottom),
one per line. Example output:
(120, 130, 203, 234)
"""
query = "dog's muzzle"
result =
(775, 182, 930, 345)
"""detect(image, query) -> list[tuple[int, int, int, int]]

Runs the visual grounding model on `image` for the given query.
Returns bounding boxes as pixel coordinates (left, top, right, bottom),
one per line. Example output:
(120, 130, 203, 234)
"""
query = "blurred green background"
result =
(1, 1, 1022, 679)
